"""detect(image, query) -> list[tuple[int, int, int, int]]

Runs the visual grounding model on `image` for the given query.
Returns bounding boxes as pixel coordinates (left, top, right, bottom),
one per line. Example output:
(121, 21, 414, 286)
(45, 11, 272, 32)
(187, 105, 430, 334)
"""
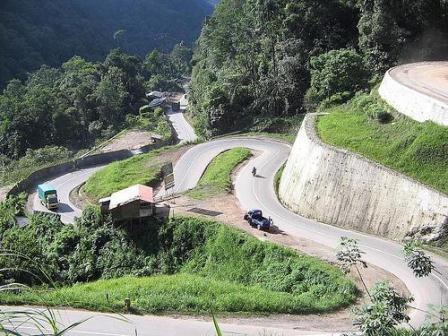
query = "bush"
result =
(126, 107, 171, 139)
(320, 91, 353, 109)
(307, 49, 369, 107)
(0, 211, 357, 315)
(365, 103, 393, 123)
(0, 146, 72, 186)
(0, 215, 357, 314)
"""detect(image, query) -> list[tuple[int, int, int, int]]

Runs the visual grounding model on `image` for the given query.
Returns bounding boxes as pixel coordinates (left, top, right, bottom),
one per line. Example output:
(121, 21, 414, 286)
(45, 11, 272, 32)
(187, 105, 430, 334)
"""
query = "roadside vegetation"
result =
(274, 164, 285, 196)
(335, 237, 448, 335)
(126, 107, 172, 141)
(187, 148, 251, 200)
(190, 0, 447, 137)
(317, 92, 448, 195)
(234, 116, 304, 144)
(0, 201, 357, 315)
(0, 146, 74, 187)
(83, 146, 179, 201)
(0, 45, 189, 188)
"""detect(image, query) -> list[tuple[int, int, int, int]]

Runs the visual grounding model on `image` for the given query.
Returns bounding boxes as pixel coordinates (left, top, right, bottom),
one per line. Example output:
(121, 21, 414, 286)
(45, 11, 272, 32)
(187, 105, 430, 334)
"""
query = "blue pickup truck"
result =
(244, 209, 272, 231)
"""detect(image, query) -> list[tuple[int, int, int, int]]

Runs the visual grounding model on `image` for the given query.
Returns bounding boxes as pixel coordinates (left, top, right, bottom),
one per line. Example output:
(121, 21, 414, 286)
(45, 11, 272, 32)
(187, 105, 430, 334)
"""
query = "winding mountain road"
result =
(25, 106, 448, 334)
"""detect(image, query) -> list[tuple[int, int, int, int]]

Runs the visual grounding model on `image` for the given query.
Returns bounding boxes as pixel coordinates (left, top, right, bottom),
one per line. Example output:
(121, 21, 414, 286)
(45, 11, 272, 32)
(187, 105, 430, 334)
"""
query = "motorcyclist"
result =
(252, 166, 257, 176)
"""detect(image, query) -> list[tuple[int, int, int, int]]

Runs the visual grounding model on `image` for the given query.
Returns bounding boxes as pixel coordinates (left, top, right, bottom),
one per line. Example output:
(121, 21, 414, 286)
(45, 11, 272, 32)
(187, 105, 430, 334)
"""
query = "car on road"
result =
(244, 209, 272, 231)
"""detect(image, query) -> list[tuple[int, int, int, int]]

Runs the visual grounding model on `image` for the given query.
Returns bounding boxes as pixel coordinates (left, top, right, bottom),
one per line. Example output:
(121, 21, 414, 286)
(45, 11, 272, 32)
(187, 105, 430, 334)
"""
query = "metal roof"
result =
(148, 97, 166, 108)
(146, 91, 164, 98)
(108, 184, 154, 210)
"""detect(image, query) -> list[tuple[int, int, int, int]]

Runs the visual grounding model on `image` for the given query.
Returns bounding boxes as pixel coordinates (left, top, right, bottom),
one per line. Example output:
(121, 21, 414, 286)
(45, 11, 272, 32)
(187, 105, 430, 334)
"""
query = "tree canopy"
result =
(0, 45, 191, 161)
(0, 0, 212, 88)
(190, 0, 448, 137)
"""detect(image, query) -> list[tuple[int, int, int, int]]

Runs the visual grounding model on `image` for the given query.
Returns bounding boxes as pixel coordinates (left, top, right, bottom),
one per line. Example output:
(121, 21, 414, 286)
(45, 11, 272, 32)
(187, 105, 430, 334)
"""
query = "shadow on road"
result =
(56, 203, 74, 213)
(268, 224, 288, 236)
(254, 174, 266, 179)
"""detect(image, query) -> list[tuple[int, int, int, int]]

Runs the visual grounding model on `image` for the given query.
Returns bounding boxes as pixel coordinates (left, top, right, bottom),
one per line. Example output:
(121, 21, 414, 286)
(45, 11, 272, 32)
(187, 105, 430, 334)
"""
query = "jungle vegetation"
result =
(190, 0, 448, 136)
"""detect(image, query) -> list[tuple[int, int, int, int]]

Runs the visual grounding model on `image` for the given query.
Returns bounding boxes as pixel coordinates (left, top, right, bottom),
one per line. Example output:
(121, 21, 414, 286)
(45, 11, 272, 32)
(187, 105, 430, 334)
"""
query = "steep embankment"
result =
(279, 113, 448, 241)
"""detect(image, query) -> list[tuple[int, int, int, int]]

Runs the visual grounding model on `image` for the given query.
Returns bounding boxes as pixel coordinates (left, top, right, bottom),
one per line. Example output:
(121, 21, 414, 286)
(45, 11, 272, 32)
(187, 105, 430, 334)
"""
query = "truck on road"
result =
(37, 184, 59, 210)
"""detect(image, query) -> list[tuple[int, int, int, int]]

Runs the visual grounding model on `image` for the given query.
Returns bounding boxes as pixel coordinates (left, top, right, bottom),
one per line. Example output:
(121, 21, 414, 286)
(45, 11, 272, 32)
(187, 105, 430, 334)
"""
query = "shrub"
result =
(0, 210, 357, 314)
(0, 215, 357, 314)
(307, 49, 369, 107)
(0, 146, 72, 186)
(365, 103, 393, 123)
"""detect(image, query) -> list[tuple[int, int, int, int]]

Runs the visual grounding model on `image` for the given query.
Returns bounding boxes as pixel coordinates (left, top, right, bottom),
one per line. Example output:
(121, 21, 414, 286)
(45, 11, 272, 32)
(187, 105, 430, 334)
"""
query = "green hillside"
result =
(0, 0, 212, 88)
(317, 93, 448, 195)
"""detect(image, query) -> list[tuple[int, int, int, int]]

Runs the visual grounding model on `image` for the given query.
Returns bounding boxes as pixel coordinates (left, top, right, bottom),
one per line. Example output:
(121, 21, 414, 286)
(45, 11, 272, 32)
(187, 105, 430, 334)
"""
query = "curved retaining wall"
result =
(279, 114, 448, 241)
(379, 67, 448, 126)
(6, 138, 174, 198)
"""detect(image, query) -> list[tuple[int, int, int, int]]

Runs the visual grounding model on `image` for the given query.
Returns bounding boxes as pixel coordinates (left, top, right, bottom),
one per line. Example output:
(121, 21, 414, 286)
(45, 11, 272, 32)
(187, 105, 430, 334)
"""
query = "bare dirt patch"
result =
(96, 130, 155, 154)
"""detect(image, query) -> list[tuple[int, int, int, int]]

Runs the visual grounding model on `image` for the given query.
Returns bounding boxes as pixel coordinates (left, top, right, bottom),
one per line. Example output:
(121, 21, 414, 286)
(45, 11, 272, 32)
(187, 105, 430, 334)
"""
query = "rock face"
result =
(279, 114, 448, 241)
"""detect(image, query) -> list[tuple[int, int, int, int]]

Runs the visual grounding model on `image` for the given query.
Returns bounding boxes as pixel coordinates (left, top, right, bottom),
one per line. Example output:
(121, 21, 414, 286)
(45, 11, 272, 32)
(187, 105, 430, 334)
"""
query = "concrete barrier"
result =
(379, 66, 448, 126)
(279, 114, 448, 241)
(6, 137, 174, 199)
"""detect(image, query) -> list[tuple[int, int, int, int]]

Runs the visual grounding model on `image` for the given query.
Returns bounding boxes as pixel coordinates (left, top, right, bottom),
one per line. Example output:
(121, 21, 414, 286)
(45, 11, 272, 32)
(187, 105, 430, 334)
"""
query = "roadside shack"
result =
(99, 184, 155, 222)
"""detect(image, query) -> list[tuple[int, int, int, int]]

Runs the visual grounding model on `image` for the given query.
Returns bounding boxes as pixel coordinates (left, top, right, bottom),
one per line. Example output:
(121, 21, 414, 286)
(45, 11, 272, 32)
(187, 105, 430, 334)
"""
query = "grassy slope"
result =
(83, 146, 176, 201)
(0, 217, 357, 315)
(228, 131, 296, 144)
(187, 148, 251, 199)
(274, 164, 285, 195)
(317, 95, 448, 195)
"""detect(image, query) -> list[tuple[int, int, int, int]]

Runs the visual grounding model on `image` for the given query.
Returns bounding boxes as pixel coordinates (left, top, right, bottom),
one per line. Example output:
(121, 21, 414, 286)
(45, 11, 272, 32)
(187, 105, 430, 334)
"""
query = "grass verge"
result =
(0, 216, 357, 315)
(317, 93, 448, 195)
(187, 148, 251, 200)
(274, 163, 285, 196)
(83, 146, 178, 201)
(230, 131, 296, 144)
(0, 146, 74, 187)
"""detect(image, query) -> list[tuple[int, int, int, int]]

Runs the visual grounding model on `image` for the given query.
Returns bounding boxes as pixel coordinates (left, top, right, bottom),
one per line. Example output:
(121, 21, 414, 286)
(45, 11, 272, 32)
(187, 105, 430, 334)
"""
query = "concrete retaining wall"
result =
(6, 137, 173, 198)
(4, 105, 178, 201)
(379, 69, 448, 126)
(279, 114, 448, 241)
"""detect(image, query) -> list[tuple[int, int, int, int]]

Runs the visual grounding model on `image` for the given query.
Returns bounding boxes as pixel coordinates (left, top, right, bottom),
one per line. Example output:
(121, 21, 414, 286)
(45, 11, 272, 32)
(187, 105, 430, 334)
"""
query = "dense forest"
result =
(190, 0, 448, 137)
(0, 0, 212, 88)
(0, 44, 192, 163)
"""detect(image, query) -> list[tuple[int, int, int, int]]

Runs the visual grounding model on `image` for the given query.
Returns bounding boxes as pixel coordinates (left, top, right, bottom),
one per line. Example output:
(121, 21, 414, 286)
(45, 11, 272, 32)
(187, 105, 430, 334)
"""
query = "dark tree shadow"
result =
(56, 203, 74, 213)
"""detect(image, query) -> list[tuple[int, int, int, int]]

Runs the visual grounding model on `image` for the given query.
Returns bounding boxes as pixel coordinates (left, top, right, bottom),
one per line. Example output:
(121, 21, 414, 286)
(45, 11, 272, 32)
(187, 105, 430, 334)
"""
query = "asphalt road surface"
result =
(389, 62, 448, 102)
(166, 106, 197, 144)
(173, 137, 448, 329)
(2, 306, 335, 336)
(32, 166, 103, 224)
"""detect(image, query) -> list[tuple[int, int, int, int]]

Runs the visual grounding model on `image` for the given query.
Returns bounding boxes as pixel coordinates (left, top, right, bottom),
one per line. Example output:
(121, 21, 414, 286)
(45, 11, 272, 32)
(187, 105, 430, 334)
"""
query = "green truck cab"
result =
(37, 184, 59, 210)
